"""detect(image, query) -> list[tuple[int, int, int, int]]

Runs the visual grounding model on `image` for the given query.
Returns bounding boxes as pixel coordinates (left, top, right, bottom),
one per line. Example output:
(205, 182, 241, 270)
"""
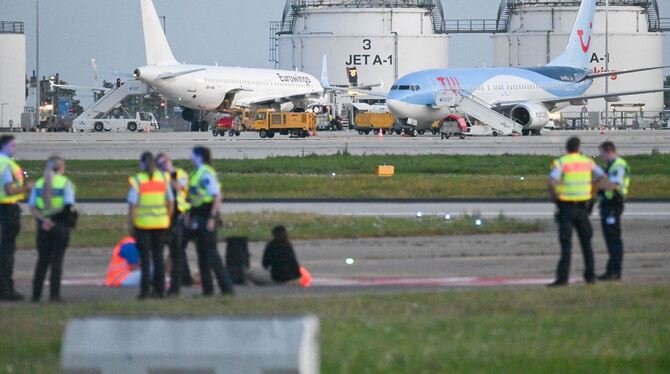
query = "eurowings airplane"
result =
(133, 0, 324, 123)
(384, 0, 668, 135)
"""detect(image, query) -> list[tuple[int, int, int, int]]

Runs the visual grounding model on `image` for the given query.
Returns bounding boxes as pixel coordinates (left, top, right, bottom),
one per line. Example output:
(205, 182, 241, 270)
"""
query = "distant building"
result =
(272, 0, 450, 91)
(0, 21, 26, 129)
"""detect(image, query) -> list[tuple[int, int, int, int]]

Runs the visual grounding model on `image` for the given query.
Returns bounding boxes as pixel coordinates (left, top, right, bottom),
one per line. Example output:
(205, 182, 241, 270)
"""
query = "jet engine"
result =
(181, 108, 195, 122)
(510, 102, 551, 130)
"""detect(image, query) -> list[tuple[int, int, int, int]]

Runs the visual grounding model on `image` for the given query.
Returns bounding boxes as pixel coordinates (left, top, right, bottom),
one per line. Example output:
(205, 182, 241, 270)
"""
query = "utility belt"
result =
(599, 191, 624, 206)
(45, 206, 79, 229)
(190, 203, 214, 218)
(557, 200, 589, 207)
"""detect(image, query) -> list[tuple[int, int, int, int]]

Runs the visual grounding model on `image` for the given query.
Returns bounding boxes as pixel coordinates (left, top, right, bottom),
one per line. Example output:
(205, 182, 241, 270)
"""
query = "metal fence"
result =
(0, 21, 24, 34)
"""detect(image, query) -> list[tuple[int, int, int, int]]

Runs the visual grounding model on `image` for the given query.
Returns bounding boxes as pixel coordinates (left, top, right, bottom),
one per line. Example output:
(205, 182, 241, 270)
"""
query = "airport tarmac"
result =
(11, 129, 670, 160)
(8, 219, 669, 302)
(65, 201, 670, 219)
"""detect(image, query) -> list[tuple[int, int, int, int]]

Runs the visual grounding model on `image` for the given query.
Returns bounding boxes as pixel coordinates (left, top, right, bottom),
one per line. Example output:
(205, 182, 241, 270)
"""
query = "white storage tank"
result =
(491, 0, 665, 116)
(0, 22, 26, 129)
(276, 0, 449, 91)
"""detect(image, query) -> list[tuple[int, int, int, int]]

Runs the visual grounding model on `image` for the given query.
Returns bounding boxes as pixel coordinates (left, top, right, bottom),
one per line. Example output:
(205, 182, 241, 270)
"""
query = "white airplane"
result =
(133, 0, 324, 125)
(383, 0, 669, 135)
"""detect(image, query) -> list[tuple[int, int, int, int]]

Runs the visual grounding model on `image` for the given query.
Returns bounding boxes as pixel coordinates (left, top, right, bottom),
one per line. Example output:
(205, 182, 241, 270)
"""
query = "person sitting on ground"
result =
(247, 225, 302, 286)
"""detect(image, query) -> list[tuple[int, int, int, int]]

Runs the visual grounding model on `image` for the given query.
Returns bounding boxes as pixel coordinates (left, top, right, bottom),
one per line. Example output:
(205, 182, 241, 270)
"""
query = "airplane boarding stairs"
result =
(75, 80, 149, 121)
(435, 89, 523, 136)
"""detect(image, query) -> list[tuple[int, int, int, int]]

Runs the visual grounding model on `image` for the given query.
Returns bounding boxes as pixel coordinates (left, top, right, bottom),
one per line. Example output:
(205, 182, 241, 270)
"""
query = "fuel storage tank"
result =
(492, 0, 665, 116)
(0, 22, 26, 129)
(275, 0, 450, 91)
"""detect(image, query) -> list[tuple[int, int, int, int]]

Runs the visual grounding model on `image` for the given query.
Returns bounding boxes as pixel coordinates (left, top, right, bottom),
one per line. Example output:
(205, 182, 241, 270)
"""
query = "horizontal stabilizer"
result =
(158, 68, 207, 80)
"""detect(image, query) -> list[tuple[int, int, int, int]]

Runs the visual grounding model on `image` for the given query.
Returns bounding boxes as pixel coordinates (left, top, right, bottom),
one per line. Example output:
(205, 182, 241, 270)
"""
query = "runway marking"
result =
(51, 276, 557, 288)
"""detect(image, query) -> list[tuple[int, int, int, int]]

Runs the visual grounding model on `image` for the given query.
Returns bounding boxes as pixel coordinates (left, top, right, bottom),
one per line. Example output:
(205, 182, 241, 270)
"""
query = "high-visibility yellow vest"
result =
(188, 165, 217, 208)
(604, 157, 631, 200)
(130, 171, 170, 230)
(0, 155, 25, 204)
(35, 175, 74, 217)
(174, 168, 191, 213)
(553, 153, 595, 202)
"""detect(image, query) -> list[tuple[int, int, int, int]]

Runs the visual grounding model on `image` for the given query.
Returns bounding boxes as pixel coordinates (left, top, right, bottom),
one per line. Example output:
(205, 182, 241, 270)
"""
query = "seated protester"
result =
(106, 237, 142, 288)
(247, 226, 302, 286)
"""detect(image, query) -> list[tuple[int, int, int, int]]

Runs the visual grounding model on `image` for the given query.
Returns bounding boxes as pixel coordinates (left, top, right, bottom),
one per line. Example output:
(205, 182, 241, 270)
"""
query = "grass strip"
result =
(17, 154, 670, 200)
(0, 285, 667, 373)
(16, 212, 541, 250)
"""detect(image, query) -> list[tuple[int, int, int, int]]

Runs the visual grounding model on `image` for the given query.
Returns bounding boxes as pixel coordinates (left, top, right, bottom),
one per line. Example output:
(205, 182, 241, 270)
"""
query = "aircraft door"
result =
(187, 79, 198, 93)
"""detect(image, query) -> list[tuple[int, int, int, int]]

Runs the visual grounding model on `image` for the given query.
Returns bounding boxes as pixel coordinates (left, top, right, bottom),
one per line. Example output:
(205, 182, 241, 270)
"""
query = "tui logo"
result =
(577, 22, 593, 53)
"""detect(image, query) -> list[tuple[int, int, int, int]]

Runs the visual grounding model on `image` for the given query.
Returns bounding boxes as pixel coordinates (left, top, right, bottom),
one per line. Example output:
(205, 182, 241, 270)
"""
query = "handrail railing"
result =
(445, 19, 502, 33)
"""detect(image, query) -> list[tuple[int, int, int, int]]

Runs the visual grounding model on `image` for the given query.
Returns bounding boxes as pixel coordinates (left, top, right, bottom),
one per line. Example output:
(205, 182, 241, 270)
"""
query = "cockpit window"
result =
(391, 85, 420, 91)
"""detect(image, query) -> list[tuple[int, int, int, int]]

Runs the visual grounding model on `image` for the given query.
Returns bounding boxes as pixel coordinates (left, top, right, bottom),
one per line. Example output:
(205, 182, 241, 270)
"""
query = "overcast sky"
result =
(1, 0, 668, 93)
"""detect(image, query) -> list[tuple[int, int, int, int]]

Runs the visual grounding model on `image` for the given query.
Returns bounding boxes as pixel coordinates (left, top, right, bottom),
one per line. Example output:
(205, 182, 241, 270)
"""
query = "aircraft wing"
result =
(585, 65, 670, 80)
(235, 91, 323, 107)
(326, 85, 388, 98)
(494, 88, 670, 109)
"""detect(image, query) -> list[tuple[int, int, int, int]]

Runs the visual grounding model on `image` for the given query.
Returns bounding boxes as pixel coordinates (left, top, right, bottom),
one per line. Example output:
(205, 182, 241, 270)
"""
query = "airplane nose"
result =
(386, 99, 408, 119)
(133, 68, 141, 78)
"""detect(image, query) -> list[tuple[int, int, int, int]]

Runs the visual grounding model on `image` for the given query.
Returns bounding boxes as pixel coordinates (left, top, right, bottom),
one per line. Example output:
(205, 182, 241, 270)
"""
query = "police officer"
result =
(597, 141, 630, 281)
(128, 152, 174, 299)
(0, 135, 33, 301)
(548, 137, 606, 287)
(187, 146, 233, 296)
(155, 153, 191, 296)
(28, 156, 76, 303)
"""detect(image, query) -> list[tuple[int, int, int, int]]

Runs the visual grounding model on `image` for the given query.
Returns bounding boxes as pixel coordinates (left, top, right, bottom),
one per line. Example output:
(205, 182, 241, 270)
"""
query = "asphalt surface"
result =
(59, 201, 670, 219)
(7, 218, 670, 302)
(11, 129, 670, 160)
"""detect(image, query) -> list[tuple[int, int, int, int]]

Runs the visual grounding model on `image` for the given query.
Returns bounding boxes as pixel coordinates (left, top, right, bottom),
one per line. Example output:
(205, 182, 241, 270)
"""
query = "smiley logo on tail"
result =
(577, 22, 593, 53)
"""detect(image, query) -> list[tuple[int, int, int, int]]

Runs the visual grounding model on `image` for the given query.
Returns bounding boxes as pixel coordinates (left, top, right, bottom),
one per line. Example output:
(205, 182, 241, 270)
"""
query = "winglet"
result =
(321, 55, 330, 88)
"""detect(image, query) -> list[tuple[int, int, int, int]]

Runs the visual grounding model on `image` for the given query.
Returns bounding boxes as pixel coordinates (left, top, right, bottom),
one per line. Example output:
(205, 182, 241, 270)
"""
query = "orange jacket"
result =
(106, 237, 139, 287)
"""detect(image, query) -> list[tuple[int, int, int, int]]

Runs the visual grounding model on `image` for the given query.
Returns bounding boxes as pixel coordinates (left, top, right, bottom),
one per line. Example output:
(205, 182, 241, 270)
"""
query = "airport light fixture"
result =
(605, 0, 610, 128)
(0, 103, 8, 128)
(35, 0, 40, 127)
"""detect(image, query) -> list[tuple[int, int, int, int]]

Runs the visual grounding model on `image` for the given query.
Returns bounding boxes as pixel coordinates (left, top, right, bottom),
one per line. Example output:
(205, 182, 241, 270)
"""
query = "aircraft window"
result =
(391, 85, 399, 90)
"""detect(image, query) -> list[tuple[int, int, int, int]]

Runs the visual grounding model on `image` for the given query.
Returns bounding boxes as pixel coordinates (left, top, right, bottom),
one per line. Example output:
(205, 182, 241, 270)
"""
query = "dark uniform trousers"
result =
(32, 222, 70, 300)
(556, 202, 596, 283)
(193, 215, 233, 295)
(135, 229, 167, 297)
(600, 201, 624, 277)
(0, 204, 21, 295)
(165, 214, 192, 293)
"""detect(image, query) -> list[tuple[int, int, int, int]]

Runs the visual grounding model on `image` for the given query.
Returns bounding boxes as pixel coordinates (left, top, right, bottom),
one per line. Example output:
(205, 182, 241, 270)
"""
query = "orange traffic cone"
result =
(378, 129, 384, 140)
(299, 266, 312, 288)
(600, 126, 605, 135)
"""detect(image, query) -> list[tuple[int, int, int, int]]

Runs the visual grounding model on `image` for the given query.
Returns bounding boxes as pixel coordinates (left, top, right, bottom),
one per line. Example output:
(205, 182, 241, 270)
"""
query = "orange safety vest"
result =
(553, 153, 595, 202)
(129, 171, 170, 230)
(106, 237, 138, 287)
